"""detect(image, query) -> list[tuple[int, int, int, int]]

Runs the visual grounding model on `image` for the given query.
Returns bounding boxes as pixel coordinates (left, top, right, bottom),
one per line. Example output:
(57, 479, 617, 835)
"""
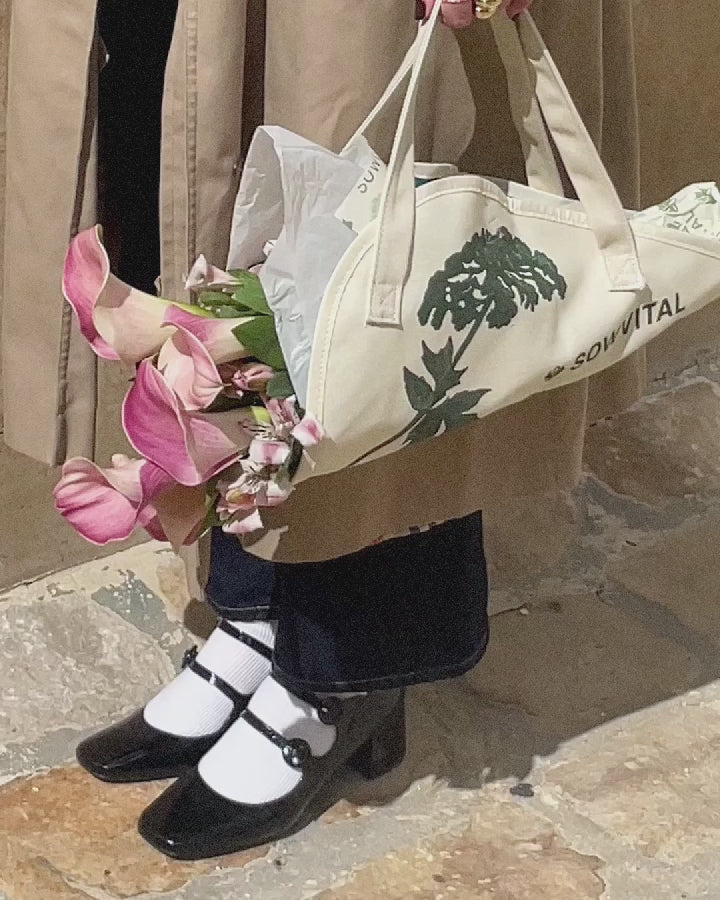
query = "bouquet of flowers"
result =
(54, 226, 323, 549)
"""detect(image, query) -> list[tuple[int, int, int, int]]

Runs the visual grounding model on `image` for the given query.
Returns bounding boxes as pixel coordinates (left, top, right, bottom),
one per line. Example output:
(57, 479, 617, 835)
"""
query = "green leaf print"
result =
(353, 228, 567, 465)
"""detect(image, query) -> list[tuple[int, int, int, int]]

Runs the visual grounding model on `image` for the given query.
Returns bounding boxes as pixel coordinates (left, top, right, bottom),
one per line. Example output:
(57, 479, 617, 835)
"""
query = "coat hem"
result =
(270, 626, 490, 695)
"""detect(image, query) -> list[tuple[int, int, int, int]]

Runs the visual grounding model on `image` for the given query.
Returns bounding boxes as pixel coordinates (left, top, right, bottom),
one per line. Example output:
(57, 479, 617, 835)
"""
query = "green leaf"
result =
(421, 339, 464, 394)
(196, 272, 271, 319)
(403, 368, 435, 412)
(214, 305, 245, 318)
(436, 388, 490, 432)
(446, 389, 489, 411)
(267, 370, 295, 399)
(251, 405, 272, 426)
(421, 339, 452, 383)
(198, 485, 223, 535)
(419, 227, 567, 335)
(230, 271, 272, 316)
(232, 316, 286, 370)
(405, 409, 444, 444)
(196, 290, 242, 318)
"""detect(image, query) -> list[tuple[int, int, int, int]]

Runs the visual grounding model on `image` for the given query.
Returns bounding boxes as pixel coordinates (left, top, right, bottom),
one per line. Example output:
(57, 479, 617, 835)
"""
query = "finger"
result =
(440, 0, 475, 28)
(503, 0, 533, 18)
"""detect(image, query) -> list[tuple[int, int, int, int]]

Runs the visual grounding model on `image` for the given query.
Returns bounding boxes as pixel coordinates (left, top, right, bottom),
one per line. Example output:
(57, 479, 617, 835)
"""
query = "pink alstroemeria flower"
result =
(245, 397, 324, 467)
(185, 254, 241, 291)
(266, 397, 324, 447)
(53, 454, 204, 547)
(63, 226, 252, 364)
(217, 460, 293, 535)
(157, 322, 225, 411)
(123, 360, 251, 486)
(222, 509, 264, 536)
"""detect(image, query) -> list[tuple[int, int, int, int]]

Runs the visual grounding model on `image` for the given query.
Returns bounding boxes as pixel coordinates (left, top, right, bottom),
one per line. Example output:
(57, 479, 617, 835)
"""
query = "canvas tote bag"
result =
(290, 4, 720, 483)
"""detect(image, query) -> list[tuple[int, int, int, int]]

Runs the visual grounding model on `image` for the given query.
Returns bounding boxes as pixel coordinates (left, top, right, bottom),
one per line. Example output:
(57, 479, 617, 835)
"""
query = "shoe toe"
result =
(76, 710, 225, 783)
(139, 770, 247, 860)
(76, 712, 148, 782)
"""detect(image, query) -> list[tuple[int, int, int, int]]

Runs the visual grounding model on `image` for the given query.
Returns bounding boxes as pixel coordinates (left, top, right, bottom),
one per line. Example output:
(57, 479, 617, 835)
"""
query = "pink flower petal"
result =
(62, 227, 119, 359)
(123, 361, 250, 485)
(123, 361, 197, 483)
(264, 478, 294, 507)
(53, 456, 174, 545)
(63, 226, 219, 364)
(222, 509, 264, 535)
(266, 397, 300, 435)
(248, 438, 291, 466)
(139, 457, 177, 500)
(157, 325, 224, 411)
(138, 508, 169, 543)
(185, 254, 240, 291)
(163, 306, 252, 365)
(184, 410, 251, 481)
(291, 414, 324, 448)
(232, 362, 274, 394)
(54, 461, 138, 543)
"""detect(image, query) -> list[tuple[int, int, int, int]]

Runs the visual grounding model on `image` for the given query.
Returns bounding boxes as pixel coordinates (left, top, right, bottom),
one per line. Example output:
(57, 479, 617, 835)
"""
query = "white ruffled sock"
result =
(198, 675, 337, 803)
(143, 620, 276, 738)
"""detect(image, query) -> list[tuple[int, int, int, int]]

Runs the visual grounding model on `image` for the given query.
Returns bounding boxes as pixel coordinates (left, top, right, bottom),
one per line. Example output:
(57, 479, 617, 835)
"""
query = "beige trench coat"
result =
(2, 0, 646, 563)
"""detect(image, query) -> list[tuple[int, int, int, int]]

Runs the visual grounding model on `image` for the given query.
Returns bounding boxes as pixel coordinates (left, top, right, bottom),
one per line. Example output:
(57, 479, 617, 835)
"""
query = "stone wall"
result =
(1, 3, 719, 589)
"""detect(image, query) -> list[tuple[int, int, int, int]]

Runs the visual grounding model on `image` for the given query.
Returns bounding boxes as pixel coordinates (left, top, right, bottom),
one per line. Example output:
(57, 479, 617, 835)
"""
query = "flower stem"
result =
(350, 412, 424, 466)
(351, 304, 490, 466)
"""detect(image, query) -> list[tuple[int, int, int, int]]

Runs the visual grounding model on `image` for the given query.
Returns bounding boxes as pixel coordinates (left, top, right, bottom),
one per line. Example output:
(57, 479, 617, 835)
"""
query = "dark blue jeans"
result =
(206, 513, 489, 693)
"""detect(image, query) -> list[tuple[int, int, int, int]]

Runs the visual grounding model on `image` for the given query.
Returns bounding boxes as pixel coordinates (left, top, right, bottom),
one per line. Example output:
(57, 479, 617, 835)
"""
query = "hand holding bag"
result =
(294, 4, 720, 481)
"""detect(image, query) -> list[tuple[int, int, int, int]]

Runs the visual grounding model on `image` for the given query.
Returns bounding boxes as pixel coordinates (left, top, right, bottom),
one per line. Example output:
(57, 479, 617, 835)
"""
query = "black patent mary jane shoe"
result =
(138, 689, 406, 860)
(76, 621, 273, 783)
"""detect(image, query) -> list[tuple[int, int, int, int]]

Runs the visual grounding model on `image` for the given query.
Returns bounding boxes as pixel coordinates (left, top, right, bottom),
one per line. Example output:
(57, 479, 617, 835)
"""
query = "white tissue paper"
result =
(227, 126, 388, 405)
(227, 124, 461, 405)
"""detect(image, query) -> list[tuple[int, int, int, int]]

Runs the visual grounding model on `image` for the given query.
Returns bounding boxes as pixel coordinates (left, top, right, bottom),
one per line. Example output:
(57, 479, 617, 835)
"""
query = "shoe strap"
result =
(181, 648, 250, 713)
(242, 709, 312, 770)
(217, 619, 274, 663)
(293, 689, 343, 726)
(240, 689, 344, 770)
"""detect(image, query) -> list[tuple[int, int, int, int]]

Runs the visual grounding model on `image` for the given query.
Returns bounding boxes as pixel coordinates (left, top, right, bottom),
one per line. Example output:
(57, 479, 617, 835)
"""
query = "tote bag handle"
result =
(363, 3, 645, 327)
(344, 11, 564, 197)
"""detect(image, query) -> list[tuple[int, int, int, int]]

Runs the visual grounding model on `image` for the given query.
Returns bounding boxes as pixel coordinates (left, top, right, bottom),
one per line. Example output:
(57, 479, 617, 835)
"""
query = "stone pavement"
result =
(3, 362, 720, 900)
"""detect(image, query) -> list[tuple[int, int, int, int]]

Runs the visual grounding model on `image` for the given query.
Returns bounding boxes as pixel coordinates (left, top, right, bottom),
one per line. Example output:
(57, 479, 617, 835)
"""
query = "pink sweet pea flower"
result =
(157, 322, 225, 411)
(63, 226, 252, 364)
(122, 360, 251, 486)
(185, 254, 240, 291)
(53, 454, 204, 547)
(231, 363, 274, 395)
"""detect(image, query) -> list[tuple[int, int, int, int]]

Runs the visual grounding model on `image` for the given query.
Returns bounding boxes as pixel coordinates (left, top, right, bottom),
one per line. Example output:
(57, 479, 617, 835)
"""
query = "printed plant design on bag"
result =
(355, 227, 567, 464)
(656, 186, 718, 235)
